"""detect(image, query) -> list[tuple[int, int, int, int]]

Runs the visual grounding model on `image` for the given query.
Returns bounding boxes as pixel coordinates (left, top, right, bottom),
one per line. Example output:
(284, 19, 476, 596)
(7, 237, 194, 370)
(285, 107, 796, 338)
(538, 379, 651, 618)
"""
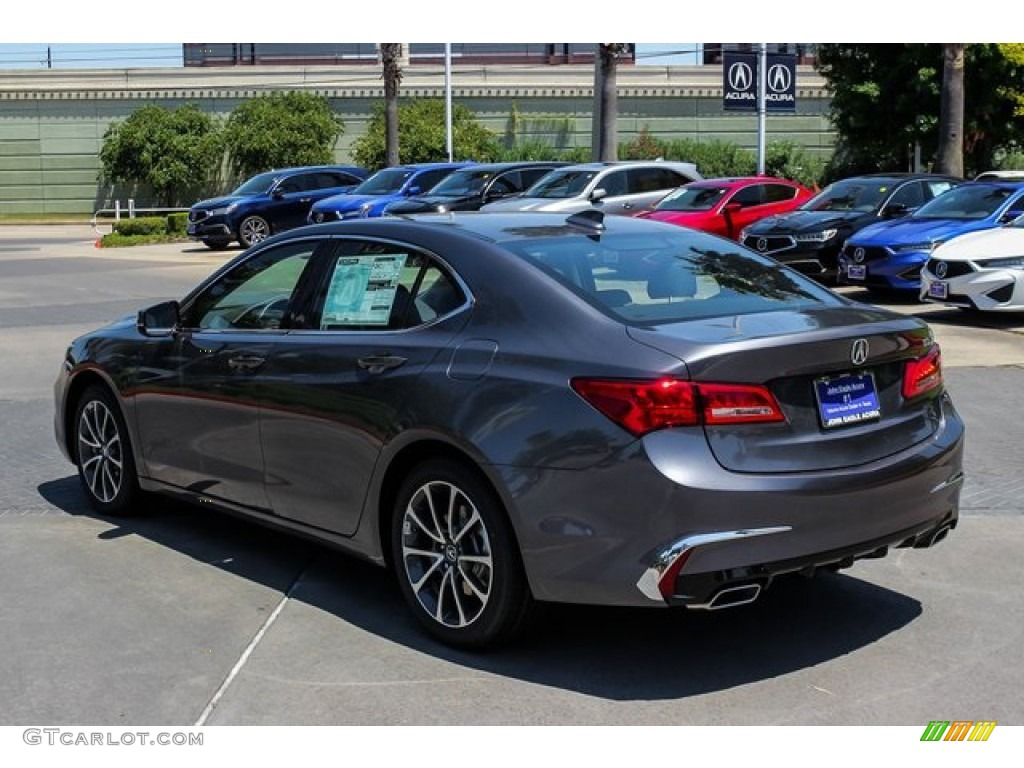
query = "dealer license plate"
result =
(814, 372, 880, 429)
(927, 280, 948, 299)
(846, 264, 866, 281)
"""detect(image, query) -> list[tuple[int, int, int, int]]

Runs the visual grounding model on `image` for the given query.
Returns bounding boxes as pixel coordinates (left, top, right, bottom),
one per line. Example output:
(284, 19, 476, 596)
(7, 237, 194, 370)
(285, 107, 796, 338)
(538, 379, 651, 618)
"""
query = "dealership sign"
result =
(723, 52, 796, 113)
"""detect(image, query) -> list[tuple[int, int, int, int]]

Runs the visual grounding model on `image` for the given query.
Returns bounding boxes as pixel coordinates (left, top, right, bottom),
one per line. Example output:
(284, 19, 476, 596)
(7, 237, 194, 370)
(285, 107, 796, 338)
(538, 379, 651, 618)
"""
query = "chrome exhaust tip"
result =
(915, 523, 953, 549)
(687, 582, 762, 611)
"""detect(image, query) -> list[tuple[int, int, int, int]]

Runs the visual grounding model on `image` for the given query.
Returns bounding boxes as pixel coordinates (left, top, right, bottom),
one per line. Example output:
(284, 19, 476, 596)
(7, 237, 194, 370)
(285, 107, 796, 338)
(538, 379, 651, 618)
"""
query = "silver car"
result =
(54, 211, 963, 649)
(481, 161, 702, 216)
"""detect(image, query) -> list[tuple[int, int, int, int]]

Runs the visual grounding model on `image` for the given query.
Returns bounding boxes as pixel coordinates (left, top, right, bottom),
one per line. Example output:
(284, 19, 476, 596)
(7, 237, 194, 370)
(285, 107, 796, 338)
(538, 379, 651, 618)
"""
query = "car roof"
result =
(834, 173, 962, 183)
(305, 210, 686, 245)
(687, 176, 801, 187)
(553, 161, 698, 171)
(442, 161, 572, 172)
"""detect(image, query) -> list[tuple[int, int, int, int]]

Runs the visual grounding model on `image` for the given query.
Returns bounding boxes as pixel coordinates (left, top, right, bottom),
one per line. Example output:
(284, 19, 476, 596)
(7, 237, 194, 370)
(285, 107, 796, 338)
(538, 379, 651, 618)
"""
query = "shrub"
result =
(112, 217, 167, 236)
(166, 212, 188, 235)
(224, 92, 343, 178)
(99, 103, 223, 206)
(764, 141, 826, 188)
(352, 100, 498, 167)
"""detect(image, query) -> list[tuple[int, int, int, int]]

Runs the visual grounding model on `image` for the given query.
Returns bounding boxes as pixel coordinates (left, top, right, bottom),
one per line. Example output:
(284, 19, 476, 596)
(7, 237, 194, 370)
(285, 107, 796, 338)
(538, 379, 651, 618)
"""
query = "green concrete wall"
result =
(0, 92, 834, 216)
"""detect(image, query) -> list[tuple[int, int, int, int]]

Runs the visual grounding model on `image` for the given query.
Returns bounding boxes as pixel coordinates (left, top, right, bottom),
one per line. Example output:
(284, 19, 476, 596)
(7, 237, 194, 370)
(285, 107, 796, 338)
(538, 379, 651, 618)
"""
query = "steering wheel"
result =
(231, 295, 291, 328)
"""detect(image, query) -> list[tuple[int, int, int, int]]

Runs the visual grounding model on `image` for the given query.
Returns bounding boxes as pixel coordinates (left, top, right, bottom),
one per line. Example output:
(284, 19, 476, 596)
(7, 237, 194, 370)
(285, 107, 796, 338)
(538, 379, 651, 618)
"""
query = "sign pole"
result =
(445, 43, 454, 162)
(757, 43, 767, 175)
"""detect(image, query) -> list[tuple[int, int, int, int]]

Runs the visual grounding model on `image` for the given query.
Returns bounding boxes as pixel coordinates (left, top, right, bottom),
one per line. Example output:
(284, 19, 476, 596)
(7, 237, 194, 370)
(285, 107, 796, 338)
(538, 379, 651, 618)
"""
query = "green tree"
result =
(223, 92, 343, 178)
(99, 103, 222, 205)
(816, 44, 1024, 179)
(352, 99, 498, 167)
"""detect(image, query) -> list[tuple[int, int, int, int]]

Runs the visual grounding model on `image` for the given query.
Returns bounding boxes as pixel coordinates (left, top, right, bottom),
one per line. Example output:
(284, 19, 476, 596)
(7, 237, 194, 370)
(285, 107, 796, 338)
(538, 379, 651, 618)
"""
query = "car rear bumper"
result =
(501, 392, 965, 608)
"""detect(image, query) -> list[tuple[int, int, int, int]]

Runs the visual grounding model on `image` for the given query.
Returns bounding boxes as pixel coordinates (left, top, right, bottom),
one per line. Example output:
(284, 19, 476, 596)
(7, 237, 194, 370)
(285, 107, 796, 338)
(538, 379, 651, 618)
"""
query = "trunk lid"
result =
(627, 306, 944, 473)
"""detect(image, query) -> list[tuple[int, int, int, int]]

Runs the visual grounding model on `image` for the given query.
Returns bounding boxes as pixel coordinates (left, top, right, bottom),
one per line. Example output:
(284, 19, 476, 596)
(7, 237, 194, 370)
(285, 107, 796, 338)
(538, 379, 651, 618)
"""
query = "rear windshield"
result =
(501, 228, 836, 325)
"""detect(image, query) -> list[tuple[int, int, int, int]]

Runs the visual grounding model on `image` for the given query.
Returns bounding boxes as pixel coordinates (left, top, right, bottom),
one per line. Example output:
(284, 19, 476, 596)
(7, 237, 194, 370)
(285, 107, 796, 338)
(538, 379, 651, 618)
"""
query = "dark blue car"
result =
(187, 165, 369, 249)
(307, 162, 473, 223)
(839, 181, 1024, 292)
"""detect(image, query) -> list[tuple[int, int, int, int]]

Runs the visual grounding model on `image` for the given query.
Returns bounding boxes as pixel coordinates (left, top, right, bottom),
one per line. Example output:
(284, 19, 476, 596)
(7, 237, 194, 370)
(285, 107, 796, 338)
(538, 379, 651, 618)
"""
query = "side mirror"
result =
(137, 300, 181, 338)
(405, 185, 421, 196)
(723, 202, 743, 215)
(484, 189, 509, 202)
(1000, 210, 1023, 224)
(883, 203, 910, 218)
(590, 188, 607, 203)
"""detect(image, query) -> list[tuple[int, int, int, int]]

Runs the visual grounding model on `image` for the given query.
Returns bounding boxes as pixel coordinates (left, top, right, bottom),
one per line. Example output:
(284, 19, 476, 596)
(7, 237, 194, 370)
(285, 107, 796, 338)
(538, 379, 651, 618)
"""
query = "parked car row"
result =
(187, 162, 1024, 313)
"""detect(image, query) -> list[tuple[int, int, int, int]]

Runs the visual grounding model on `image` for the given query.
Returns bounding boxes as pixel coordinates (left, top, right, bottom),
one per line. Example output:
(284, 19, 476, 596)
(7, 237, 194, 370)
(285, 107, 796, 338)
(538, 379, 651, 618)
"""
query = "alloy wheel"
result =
(77, 399, 123, 504)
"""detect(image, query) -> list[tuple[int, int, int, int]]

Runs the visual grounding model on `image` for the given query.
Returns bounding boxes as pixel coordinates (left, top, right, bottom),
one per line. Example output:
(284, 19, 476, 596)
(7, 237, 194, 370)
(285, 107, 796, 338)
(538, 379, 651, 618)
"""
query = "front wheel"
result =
(73, 384, 141, 515)
(237, 215, 270, 248)
(391, 460, 534, 649)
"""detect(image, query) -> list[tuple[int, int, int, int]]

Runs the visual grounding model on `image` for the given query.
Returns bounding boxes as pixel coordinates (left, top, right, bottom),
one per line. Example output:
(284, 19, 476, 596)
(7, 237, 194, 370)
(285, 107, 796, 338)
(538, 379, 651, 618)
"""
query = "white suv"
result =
(480, 161, 702, 216)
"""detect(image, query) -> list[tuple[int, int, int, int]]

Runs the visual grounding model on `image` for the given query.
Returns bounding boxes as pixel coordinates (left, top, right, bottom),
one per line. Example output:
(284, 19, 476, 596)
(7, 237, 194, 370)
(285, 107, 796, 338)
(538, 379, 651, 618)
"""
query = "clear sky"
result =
(0, 44, 700, 70)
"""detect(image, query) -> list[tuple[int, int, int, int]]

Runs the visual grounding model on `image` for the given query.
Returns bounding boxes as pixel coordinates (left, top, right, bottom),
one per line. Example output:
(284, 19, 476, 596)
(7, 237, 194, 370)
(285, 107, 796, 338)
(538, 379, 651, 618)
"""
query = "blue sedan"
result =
(307, 162, 474, 222)
(838, 182, 1024, 292)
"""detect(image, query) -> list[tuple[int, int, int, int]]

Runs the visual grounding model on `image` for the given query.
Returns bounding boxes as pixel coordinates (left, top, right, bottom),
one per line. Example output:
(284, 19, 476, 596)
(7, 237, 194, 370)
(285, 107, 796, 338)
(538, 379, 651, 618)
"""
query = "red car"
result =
(636, 176, 814, 240)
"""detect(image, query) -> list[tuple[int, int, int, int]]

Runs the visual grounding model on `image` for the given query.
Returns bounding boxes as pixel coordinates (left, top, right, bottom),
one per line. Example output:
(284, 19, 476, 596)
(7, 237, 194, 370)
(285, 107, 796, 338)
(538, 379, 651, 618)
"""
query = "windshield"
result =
(501, 228, 835, 326)
(913, 184, 1016, 220)
(801, 180, 890, 213)
(232, 171, 282, 196)
(429, 169, 494, 196)
(654, 186, 729, 212)
(353, 168, 414, 195)
(522, 169, 598, 199)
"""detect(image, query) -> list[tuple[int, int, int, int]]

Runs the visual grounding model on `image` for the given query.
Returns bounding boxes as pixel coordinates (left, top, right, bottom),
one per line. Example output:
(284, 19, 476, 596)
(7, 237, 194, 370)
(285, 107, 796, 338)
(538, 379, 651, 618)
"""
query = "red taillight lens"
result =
(902, 346, 943, 400)
(571, 377, 784, 437)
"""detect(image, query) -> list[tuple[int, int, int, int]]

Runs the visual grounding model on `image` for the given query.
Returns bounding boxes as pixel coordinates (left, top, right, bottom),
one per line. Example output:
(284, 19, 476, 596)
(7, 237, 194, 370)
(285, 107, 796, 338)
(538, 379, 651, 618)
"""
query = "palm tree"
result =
(380, 44, 404, 167)
(593, 44, 626, 162)
(935, 44, 965, 177)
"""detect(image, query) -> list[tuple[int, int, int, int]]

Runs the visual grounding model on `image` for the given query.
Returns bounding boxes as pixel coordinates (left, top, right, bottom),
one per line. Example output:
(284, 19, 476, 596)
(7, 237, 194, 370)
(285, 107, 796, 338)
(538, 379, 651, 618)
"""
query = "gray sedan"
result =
(54, 211, 964, 648)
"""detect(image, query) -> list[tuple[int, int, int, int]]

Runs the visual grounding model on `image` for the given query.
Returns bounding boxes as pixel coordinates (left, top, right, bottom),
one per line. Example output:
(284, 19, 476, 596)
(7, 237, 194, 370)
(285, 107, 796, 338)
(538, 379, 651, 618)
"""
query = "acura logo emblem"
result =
(767, 64, 792, 93)
(935, 261, 948, 278)
(853, 247, 866, 263)
(757, 237, 768, 252)
(851, 338, 870, 367)
(728, 62, 753, 91)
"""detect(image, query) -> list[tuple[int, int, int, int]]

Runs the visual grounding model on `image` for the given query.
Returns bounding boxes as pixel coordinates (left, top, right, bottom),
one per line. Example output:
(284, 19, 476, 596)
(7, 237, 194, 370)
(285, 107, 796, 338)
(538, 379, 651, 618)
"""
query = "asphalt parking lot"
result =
(1, 226, 1022, 727)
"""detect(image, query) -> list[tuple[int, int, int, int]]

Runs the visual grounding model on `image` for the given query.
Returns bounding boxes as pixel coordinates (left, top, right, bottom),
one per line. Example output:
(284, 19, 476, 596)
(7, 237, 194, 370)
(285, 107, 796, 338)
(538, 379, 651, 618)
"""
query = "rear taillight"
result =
(571, 377, 784, 437)
(902, 346, 943, 400)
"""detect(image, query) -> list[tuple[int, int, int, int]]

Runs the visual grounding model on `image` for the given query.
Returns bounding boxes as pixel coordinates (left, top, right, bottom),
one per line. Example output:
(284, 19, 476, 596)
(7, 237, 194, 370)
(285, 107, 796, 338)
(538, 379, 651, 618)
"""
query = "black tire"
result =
(72, 384, 141, 516)
(390, 460, 534, 649)
(237, 215, 271, 248)
(201, 238, 231, 250)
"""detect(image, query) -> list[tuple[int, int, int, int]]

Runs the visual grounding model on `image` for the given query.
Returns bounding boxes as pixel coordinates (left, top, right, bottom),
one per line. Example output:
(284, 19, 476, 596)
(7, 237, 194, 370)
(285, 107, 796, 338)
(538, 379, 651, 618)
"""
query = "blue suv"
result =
(839, 181, 1024, 292)
(307, 162, 473, 223)
(187, 165, 369, 249)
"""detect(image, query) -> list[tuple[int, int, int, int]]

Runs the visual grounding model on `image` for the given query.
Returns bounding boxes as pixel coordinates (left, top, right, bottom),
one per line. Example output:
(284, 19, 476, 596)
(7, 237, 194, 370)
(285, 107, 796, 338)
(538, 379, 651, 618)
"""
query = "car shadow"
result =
(38, 476, 922, 702)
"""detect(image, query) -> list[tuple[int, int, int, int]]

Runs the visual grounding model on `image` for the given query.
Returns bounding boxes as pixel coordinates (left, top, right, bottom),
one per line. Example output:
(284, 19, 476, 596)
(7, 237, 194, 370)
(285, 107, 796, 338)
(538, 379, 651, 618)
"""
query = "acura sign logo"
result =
(723, 52, 796, 113)
(851, 339, 870, 367)
(767, 64, 792, 93)
(728, 62, 753, 91)
(854, 247, 866, 263)
(757, 238, 768, 252)
(935, 261, 948, 278)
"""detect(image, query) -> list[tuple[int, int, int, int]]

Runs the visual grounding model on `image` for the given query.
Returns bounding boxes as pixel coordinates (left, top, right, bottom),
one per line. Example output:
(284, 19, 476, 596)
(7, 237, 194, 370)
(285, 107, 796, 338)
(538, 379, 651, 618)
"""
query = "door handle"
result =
(299, 197, 312, 203)
(621, 203, 634, 210)
(227, 354, 266, 374)
(357, 355, 407, 374)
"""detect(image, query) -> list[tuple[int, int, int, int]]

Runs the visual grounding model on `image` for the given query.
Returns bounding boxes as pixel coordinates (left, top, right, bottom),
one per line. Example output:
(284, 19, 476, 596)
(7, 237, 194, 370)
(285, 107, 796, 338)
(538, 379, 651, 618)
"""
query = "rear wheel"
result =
(390, 460, 534, 648)
(73, 384, 140, 516)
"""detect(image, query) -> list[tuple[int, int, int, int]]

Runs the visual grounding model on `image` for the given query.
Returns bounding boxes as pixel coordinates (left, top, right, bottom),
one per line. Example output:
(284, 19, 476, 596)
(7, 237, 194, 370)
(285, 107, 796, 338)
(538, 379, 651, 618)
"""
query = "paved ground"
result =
(1, 226, 1022, 728)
